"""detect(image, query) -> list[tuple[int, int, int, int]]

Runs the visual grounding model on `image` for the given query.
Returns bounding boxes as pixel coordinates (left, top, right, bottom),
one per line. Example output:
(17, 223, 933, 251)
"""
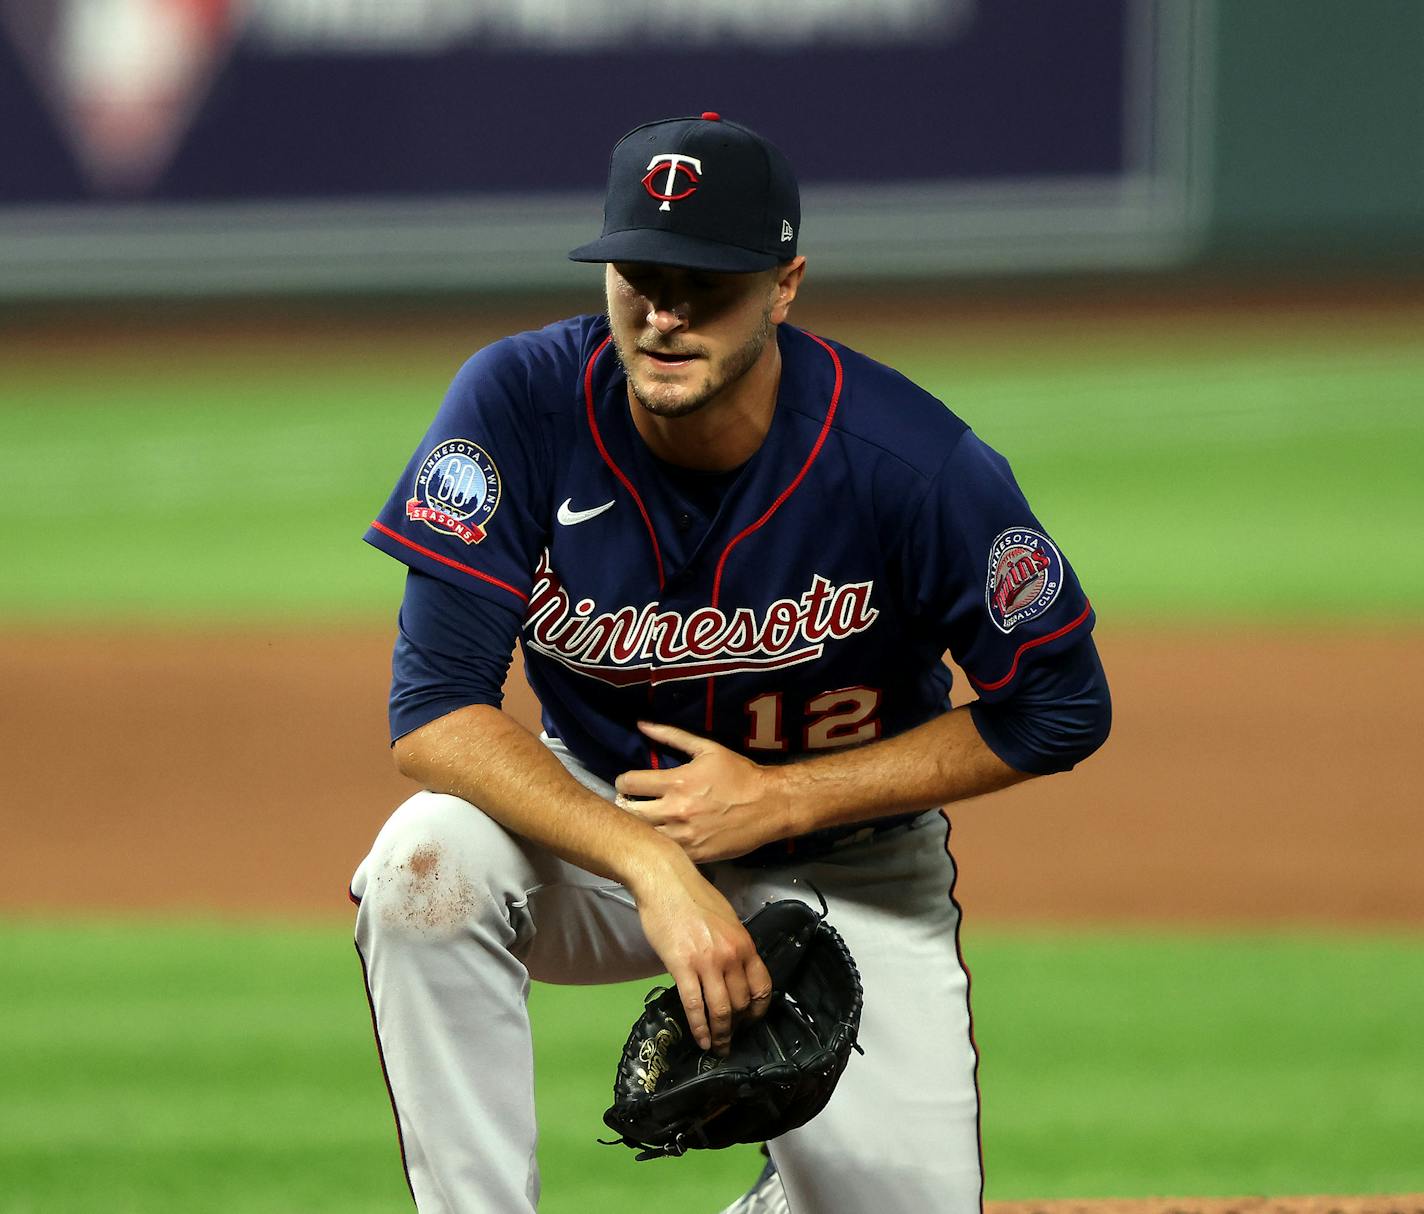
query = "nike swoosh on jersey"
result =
(557, 498, 616, 525)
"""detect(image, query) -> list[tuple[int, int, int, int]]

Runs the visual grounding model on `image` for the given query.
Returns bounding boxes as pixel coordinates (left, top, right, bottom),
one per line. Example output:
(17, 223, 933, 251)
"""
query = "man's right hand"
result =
(627, 846, 773, 1056)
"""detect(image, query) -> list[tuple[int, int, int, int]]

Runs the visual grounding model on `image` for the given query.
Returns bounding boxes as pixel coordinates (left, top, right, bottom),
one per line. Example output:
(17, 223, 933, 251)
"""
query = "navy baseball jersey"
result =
(366, 315, 1095, 785)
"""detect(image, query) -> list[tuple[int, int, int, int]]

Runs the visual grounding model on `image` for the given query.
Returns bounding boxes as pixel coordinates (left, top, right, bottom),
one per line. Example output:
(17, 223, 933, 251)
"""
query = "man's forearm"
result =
(394, 704, 682, 890)
(395, 704, 778, 1055)
(774, 704, 1030, 835)
(620, 706, 1033, 862)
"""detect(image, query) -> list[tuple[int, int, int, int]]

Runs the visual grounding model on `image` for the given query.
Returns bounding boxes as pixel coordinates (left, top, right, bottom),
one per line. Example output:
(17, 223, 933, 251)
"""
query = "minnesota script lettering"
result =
(523, 551, 878, 686)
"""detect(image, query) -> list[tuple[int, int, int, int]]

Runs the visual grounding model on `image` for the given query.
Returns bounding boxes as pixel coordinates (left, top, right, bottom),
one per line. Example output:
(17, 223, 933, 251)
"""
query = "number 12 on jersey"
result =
(744, 687, 882, 752)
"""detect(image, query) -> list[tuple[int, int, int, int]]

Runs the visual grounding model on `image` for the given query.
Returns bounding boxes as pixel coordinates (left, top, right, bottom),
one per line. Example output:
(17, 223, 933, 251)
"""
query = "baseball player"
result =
(351, 112, 1111, 1213)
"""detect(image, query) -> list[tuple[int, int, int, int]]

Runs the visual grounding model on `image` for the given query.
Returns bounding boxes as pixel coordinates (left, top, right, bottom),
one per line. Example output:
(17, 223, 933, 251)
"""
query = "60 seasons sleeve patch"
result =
(986, 527, 1062, 633)
(406, 439, 502, 545)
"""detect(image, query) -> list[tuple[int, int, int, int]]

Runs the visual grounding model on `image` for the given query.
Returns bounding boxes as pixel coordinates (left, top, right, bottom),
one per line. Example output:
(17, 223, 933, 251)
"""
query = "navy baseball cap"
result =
(568, 112, 800, 273)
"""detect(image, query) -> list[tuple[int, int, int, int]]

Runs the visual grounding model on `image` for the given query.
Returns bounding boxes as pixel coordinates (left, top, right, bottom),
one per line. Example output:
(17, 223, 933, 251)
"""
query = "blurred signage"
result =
(0, 0, 1124, 201)
(2, 0, 976, 196)
(0, 0, 1209, 295)
(2, 0, 241, 195)
(244, 0, 973, 51)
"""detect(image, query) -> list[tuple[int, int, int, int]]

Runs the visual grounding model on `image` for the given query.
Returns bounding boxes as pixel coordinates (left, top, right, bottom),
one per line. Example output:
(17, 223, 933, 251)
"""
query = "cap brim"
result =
(568, 229, 781, 272)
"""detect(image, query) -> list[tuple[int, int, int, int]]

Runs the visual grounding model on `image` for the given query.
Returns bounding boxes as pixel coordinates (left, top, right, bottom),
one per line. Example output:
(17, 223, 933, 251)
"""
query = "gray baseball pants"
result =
(350, 740, 983, 1213)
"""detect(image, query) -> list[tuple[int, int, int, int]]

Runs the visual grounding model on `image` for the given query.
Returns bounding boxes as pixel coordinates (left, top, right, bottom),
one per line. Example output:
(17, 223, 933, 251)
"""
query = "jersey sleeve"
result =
(364, 338, 550, 610)
(967, 633, 1111, 773)
(898, 429, 1096, 701)
(389, 568, 525, 743)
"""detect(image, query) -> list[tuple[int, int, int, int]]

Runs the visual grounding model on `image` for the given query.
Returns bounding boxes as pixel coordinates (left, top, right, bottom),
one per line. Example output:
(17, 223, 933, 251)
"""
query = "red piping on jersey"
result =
(967, 599, 1093, 693)
(645, 684, 661, 769)
(704, 330, 844, 729)
(583, 334, 665, 767)
(369, 521, 529, 604)
(583, 335, 666, 591)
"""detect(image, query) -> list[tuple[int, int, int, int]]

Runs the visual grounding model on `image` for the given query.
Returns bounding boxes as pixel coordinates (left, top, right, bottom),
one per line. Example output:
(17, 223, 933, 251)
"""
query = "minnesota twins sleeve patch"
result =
(406, 438, 502, 545)
(986, 527, 1062, 633)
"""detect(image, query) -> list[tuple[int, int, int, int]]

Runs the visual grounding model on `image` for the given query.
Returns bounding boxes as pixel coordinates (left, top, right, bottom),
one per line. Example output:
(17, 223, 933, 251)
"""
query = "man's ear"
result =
(770, 257, 807, 324)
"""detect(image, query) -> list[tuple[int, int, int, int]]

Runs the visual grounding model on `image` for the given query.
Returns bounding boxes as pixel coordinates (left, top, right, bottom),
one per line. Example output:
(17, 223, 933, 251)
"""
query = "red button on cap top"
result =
(701, 111, 721, 121)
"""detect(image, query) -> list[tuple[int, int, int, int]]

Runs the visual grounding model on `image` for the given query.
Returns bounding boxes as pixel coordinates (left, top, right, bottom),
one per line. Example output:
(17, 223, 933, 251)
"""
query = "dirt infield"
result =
(3, 626, 1421, 926)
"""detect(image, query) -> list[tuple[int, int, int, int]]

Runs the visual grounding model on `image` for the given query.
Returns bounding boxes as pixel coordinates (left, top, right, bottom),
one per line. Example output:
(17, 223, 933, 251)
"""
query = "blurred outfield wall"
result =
(2, 0, 1419, 300)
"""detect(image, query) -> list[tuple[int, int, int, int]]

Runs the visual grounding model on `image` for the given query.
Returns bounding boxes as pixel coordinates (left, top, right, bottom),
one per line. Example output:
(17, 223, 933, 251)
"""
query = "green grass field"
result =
(3, 920, 1421, 1214)
(2, 308, 1421, 624)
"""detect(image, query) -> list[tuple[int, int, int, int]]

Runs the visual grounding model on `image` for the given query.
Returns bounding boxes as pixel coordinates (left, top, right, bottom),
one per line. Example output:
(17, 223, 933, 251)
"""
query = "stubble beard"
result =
(612, 304, 775, 420)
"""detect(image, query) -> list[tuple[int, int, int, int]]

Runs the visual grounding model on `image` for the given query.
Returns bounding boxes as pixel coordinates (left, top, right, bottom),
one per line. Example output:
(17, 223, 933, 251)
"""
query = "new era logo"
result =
(781, 219, 794, 242)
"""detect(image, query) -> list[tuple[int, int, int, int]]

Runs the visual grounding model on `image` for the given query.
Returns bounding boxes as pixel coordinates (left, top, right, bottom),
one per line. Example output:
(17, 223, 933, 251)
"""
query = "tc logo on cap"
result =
(642, 154, 702, 211)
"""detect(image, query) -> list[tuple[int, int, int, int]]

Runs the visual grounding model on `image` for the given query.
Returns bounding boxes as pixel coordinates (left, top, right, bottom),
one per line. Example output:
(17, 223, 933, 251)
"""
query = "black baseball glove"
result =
(601, 896, 863, 1161)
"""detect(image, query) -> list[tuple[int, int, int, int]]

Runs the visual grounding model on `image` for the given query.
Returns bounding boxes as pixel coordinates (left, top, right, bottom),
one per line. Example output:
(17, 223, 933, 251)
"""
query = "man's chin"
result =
(630, 378, 712, 418)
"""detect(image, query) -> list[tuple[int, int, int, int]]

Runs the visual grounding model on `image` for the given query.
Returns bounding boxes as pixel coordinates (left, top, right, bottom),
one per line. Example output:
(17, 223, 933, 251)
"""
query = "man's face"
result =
(604, 262, 780, 418)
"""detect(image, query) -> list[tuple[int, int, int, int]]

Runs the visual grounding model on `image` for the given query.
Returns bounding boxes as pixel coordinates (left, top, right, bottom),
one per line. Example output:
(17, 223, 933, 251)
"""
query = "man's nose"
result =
(645, 297, 689, 332)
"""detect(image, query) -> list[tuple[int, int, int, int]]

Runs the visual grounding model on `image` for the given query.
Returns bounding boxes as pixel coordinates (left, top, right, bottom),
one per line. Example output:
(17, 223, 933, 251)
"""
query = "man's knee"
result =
(355, 791, 525, 939)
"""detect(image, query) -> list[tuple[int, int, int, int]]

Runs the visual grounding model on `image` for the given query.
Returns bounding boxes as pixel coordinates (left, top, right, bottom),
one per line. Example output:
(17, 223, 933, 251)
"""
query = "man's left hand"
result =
(614, 722, 795, 862)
